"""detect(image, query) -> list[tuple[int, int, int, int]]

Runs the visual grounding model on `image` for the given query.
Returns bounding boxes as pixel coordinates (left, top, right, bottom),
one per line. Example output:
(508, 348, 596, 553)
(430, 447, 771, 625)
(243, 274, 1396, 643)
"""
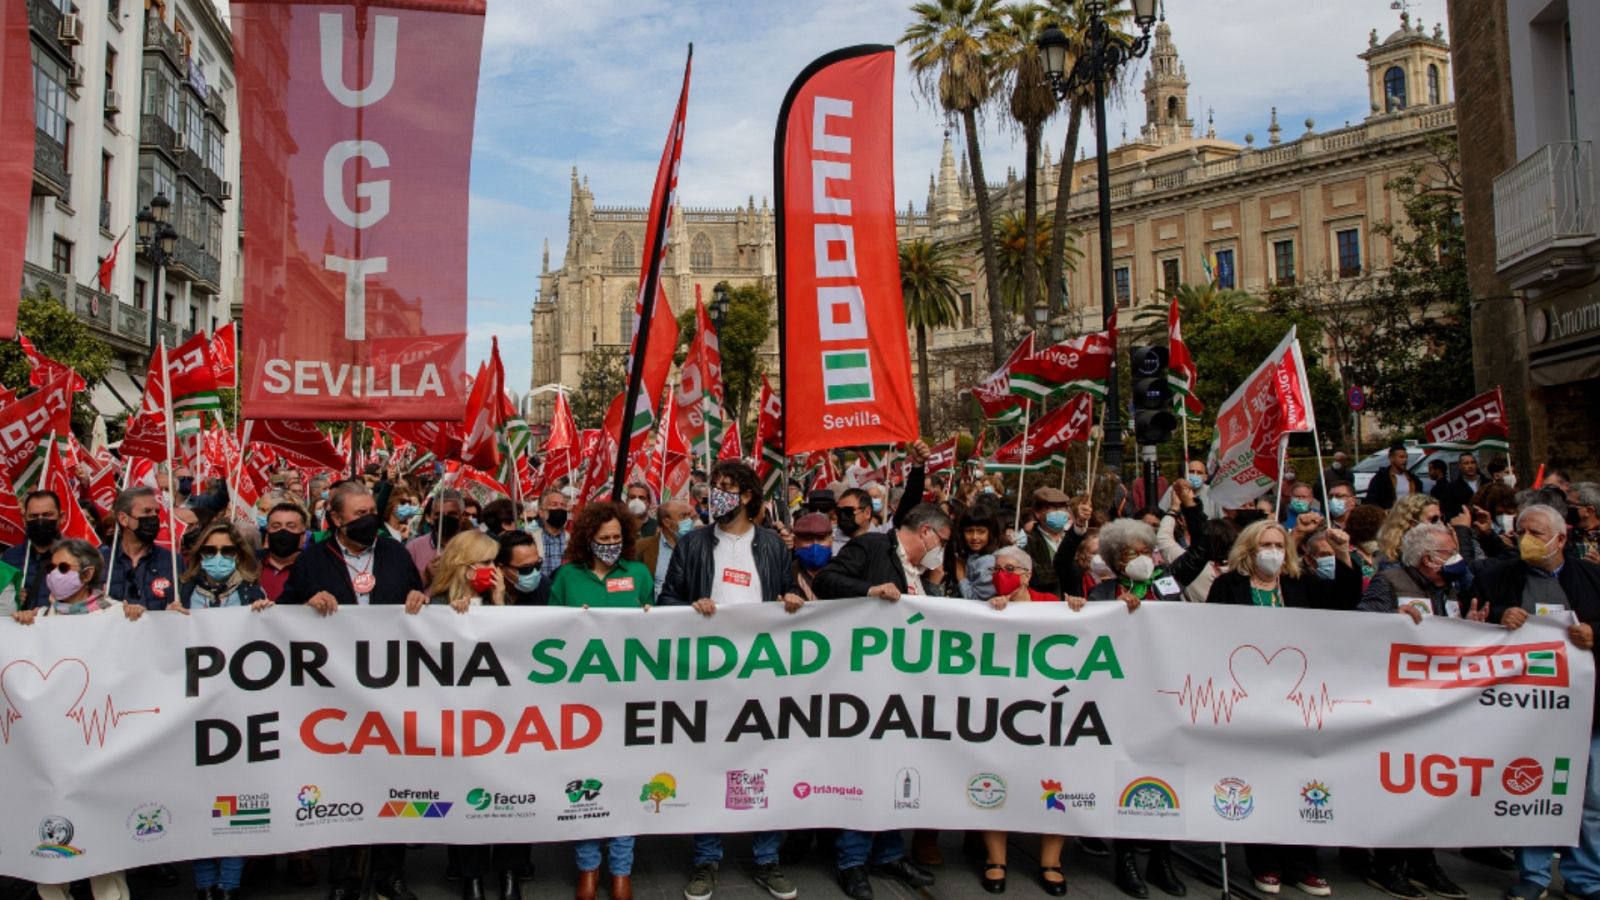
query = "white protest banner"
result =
(0, 601, 1589, 881)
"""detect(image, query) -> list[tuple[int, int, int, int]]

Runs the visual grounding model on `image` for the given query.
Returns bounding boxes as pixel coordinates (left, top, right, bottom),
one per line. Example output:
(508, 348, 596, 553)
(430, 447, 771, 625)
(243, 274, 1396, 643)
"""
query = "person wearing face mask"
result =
(257, 503, 309, 602)
(1206, 520, 1360, 610)
(272, 484, 426, 900)
(1088, 518, 1207, 607)
(383, 491, 422, 541)
(624, 482, 657, 538)
(1324, 482, 1357, 531)
(3, 490, 64, 610)
(101, 487, 178, 610)
(831, 488, 873, 551)
(810, 505, 952, 899)
(426, 531, 505, 613)
(548, 500, 652, 900)
(1357, 523, 1483, 621)
(175, 522, 271, 612)
(1473, 507, 1600, 900)
(1281, 482, 1320, 529)
(638, 500, 693, 600)
(496, 530, 550, 606)
(1157, 480, 1238, 603)
(1321, 451, 1353, 493)
(1024, 488, 1074, 597)
(13, 538, 141, 900)
(1571, 482, 1600, 564)
(533, 488, 571, 580)
(790, 513, 834, 601)
(658, 466, 803, 900)
(406, 490, 467, 579)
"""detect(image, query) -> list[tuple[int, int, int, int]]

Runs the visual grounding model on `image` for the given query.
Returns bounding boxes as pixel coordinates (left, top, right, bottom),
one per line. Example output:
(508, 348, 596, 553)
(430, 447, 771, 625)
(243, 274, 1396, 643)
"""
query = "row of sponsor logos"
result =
(32, 754, 1572, 863)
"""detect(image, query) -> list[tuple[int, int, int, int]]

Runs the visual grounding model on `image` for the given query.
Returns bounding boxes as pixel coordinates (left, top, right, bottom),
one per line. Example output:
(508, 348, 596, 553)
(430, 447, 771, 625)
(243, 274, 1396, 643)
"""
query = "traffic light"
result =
(1130, 346, 1178, 444)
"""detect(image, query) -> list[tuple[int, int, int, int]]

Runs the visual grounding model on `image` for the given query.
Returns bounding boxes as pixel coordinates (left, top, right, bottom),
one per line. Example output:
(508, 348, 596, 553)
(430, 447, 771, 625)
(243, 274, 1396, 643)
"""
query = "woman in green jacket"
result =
(548, 499, 650, 900)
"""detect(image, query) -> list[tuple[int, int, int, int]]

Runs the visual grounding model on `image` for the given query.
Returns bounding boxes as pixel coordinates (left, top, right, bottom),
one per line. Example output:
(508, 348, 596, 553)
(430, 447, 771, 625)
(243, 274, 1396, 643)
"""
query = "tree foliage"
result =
(676, 281, 773, 432)
(901, 238, 965, 432)
(570, 344, 626, 431)
(0, 293, 116, 439)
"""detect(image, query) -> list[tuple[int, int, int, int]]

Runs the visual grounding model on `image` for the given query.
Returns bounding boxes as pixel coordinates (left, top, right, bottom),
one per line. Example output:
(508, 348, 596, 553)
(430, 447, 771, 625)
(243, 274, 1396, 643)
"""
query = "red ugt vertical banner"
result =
(0, 0, 34, 340)
(777, 46, 918, 454)
(232, 0, 484, 420)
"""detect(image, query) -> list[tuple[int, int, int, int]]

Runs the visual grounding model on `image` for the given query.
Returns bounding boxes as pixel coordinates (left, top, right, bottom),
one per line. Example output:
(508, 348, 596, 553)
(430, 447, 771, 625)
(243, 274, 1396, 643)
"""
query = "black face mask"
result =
(341, 514, 381, 548)
(437, 514, 463, 541)
(542, 509, 568, 530)
(177, 477, 194, 496)
(133, 514, 162, 543)
(266, 530, 303, 558)
(836, 514, 862, 536)
(25, 519, 59, 547)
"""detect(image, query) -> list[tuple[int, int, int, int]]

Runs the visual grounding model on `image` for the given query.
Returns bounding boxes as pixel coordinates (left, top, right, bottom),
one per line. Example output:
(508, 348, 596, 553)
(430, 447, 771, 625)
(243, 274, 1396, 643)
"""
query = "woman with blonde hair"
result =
(1376, 493, 1442, 568)
(176, 521, 271, 611)
(1207, 519, 1361, 609)
(425, 530, 505, 611)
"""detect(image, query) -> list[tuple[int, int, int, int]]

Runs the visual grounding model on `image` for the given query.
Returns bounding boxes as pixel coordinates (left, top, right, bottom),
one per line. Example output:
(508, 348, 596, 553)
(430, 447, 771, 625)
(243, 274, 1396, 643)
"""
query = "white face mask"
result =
(1124, 555, 1156, 582)
(1495, 514, 1516, 534)
(1501, 474, 1517, 488)
(1090, 557, 1115, 579)
(1255, 548, 1287, 576)
(626, 498, 648, 517)
(919, 542, 945, 574)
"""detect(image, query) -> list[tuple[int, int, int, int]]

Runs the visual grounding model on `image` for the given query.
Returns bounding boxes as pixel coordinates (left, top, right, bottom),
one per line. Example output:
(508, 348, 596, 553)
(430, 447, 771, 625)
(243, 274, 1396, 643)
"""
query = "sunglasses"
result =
(51, 562, 79, 574)
(512, 564, 539, 576)
(199, 545, 240, 559)
(836, 506, 861, 516)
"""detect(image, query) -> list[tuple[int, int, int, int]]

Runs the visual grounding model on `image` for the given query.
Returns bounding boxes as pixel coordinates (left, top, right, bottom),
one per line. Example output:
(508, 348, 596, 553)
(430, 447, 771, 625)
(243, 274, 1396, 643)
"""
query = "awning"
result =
(94, 366, 146, 418)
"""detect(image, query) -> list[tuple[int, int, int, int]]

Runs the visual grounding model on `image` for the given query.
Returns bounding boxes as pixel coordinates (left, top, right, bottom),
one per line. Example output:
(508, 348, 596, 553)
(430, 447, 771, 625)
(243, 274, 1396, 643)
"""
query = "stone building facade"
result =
(531, 12, 1459, 433)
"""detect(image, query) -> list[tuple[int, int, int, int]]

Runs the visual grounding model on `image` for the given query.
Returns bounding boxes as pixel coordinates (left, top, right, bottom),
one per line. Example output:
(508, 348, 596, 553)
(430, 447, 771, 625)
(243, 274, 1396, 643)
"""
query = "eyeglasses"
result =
(997, 564, 1030, 574)
(1424, 516, 1442, 524)
(51, 562, 79, 574)
(512, 564, 539, 576)
(199, 545, 240, 559)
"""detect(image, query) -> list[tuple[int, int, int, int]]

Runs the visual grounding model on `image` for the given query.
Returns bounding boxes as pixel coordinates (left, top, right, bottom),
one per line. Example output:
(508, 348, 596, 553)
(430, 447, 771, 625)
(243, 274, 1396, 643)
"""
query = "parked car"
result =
(1352, 443, 1440, 500)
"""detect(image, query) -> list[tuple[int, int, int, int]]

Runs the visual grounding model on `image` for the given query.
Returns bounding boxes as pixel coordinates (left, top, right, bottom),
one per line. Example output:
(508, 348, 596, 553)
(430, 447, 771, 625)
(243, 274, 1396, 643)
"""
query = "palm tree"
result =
(993, 3, 1058, 323)
(993, 210, 1081, 314)
(1131, 280, 1262, 338)
(1039, 1, 1132, 319)
(900, 238, 965, 433)
(902, 0, 1009, 369)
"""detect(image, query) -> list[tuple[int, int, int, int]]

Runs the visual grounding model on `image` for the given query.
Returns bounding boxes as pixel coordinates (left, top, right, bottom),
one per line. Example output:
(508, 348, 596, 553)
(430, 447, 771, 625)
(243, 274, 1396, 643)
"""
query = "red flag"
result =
(121, 346, 172, 463)
(42, 441, 97, 546)
(461, 339, 507, 471)
(86, 459, 118, 519)
(752, 375, 784, 494)
(233, 0, 483, 420)
(0, 484, 24, 547)
(1008, 328, 1115, 402)
(972, 334, 1033, 423)
(545, 392, 579, 454)
(1206, 328, 1317, 508)
(0, 0, 30, 341)
(96, 228, 126, 293)
(1420, 388, 1510, 454)
(0, 369, 73, 488)
(18, 334, 87, 392)
(245, 419, 347, 472)
(718, 416, 743, 461)
(1168, 298, 1202, 415)
(210, 322, 237, 388)
(676, 296, 724, 459)
(990, 393, 1094, 469)
(926, 435, 958, 474)
(778, 46, 918, 453)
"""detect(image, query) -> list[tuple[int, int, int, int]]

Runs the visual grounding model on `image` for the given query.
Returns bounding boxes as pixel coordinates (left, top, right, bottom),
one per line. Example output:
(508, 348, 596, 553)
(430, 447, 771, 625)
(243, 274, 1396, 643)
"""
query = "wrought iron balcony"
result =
(144, 14, 184, 69)
(1495, 141, 1598, 280)
(33, 128, 69, 197)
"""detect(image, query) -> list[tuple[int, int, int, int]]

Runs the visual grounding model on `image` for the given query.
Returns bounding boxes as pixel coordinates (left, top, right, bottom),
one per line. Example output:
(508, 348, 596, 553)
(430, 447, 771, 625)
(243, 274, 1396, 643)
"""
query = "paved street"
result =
(45, 832, 1534, 900)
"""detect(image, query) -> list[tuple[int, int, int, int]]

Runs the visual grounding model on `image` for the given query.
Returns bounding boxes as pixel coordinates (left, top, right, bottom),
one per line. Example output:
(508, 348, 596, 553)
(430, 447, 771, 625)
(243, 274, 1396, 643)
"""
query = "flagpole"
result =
(1273, 434, 1288, 519)
(1312, 425, 1330, 519)
(1181, 406, 1190, 466)
(19, 431, 55, 610)
(102, 457, 136, 598)
(1013, 400, 1032, 533)
(229, 419, 254, 522)
(159, 340, 181, 605)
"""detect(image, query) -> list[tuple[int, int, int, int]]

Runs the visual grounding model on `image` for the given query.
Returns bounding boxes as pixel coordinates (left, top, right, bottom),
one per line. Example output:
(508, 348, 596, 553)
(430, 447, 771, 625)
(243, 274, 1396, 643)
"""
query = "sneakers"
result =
(684, 863, 718, 900)
(1255, 874, 1283, 894)
(1369, 869, 1428, 900)
(1296, 875, 1333, 897)
(1411, 863, 1468, 900)
(1505, 883, 1548, 900)
(753, 863, 798, 900)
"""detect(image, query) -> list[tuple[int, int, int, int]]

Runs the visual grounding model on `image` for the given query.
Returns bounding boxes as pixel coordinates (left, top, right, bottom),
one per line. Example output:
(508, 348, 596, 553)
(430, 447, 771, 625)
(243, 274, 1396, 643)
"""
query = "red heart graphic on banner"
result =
(0, 659, 91, 740)
(1228, 645, 1308, 701)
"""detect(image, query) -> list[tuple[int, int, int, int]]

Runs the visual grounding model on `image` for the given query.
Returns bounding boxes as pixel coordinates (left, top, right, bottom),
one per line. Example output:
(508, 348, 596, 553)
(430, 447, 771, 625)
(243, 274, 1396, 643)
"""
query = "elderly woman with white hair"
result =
(1086, 517, 1207, 607)
(985, 545, 1086, 608)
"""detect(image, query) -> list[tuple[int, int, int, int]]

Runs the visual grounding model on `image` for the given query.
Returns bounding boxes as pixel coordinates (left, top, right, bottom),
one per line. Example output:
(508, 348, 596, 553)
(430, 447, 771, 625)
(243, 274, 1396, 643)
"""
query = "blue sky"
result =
(464, 0, 1452, 395)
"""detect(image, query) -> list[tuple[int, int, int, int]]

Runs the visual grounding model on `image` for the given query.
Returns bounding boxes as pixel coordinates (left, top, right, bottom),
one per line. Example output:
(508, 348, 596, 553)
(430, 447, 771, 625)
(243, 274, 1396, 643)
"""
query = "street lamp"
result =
(1039, 0, 1160, 475)
(137, 192, 178, 358)
(710, 282, 731, 334)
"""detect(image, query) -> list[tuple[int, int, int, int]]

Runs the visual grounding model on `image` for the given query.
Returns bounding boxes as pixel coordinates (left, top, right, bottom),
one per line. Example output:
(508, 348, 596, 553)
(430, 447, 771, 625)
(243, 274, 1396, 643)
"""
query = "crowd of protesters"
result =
(3, 441, 1597, 900)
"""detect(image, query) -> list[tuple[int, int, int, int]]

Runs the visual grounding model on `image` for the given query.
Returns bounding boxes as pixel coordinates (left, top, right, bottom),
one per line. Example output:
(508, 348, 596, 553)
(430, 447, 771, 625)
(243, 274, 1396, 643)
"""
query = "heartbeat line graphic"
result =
(1157, 644, 1370, 731)
(0, 659, 160, 747)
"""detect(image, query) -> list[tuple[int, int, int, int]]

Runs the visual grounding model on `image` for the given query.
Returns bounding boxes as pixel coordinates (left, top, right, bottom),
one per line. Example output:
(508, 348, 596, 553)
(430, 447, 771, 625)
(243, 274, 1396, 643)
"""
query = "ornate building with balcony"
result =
(17, 0, 239, 419)
(1451, 0, 1599, 476)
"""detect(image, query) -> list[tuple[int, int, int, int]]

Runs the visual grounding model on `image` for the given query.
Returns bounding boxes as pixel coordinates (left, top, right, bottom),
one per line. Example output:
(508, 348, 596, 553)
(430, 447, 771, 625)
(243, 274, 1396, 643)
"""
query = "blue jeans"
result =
(1517, 731, 1600, 893)
(837, 830, 906, 871)
(575, 837, 635, 876)
(693, 831, 783, 866)
(193, 857, 244, 891)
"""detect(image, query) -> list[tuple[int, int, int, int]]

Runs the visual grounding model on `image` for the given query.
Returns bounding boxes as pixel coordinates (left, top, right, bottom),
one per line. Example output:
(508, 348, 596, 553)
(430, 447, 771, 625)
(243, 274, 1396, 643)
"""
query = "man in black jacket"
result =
(1468, 504, 1600, 900)
(811, 504, 951, 899)
(274, 482, 425, 900)
(1365, 444, 1422, 510)
(658, 461, 802, 900)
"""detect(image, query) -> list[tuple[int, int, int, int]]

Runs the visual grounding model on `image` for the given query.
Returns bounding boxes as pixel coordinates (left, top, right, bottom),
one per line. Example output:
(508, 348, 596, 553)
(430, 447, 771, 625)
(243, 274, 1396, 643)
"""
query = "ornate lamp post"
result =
(136, 192, 178, 358)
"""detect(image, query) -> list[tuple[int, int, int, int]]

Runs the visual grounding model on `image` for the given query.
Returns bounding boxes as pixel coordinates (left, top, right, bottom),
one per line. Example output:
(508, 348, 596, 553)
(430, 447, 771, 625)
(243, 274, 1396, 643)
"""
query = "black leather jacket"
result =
(658, 524, 798, 606)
